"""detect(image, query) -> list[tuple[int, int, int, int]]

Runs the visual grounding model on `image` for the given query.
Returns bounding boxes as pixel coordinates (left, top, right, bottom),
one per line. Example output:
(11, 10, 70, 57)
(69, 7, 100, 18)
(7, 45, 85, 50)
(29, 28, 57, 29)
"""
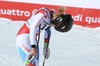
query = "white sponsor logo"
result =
(0, 9, 30, 17)
(72, 14, 100, 24)
(85, 16, 100, 24)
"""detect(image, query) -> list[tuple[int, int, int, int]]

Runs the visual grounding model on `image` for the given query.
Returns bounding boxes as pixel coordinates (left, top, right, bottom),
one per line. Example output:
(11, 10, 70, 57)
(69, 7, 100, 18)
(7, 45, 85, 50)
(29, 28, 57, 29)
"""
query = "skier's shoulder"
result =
(32, 7, 48, 16)
(39, 7, 50, 11)
(37, 7, 51, 14)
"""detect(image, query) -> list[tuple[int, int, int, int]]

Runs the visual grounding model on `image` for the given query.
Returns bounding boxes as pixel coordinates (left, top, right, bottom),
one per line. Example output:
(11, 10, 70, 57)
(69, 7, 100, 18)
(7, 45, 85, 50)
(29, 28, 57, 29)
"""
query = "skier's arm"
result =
(44, 27, 51, 48)
(30, 13, 45, 47)
(24, 12, 45, 65)
(43, 27, 51, 59)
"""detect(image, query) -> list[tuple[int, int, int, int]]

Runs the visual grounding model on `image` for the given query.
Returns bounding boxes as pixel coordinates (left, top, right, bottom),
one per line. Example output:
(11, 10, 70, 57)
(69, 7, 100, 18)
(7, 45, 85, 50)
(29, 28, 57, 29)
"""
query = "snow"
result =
(0, 18, 100, 66)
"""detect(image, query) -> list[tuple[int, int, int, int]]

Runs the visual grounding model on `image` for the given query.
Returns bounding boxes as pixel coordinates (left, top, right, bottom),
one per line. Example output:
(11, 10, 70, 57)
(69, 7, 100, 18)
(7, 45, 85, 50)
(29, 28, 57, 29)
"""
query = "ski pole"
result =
(42, 57, 46, 66)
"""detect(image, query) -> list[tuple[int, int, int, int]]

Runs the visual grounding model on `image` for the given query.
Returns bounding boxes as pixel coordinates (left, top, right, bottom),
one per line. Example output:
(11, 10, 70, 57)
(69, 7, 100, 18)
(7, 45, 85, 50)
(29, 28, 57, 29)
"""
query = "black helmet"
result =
(52, 14, 74, 32)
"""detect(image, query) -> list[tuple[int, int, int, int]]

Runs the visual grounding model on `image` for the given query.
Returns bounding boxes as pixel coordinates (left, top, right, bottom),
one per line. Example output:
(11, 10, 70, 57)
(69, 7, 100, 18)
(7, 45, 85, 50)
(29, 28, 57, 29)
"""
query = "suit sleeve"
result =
(30, 13, 45, 46)
(44, 27, 51, 48)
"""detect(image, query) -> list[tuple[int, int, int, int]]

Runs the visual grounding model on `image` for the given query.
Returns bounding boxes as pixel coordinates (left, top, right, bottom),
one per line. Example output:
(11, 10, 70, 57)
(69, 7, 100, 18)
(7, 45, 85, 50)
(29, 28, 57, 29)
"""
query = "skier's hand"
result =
(24, 52, 35, 66)
(43, 47, 50, 59)
(26, 52, 35, 62)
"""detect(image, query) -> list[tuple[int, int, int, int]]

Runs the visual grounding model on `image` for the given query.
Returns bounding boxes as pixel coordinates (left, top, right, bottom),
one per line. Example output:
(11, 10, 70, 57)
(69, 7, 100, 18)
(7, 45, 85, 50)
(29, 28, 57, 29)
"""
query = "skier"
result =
(16, 7, 73, 66)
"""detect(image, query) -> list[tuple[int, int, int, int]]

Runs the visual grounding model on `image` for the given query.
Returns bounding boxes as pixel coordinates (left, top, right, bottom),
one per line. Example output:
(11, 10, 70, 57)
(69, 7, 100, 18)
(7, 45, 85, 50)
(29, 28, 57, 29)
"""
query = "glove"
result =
(43, 47, 50, 59)
(24, 52, 35, 66)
